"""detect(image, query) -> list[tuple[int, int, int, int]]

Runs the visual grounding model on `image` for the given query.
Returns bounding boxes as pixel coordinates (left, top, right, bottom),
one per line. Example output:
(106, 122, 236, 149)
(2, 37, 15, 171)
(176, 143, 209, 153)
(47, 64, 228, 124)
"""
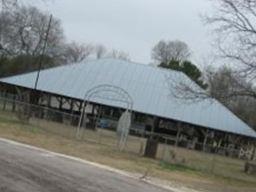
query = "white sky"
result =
(42, 0, 215, 67)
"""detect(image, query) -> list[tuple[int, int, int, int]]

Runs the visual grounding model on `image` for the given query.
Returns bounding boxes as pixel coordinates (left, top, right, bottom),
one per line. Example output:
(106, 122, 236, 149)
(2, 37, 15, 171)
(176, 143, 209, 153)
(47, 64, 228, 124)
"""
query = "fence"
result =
(0, 94, 254, 180)
(0, 94, 146, 153)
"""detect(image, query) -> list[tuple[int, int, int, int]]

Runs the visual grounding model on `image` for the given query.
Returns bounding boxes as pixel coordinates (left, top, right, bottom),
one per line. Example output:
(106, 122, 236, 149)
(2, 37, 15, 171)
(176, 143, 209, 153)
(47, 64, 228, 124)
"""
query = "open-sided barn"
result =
(0, 58, 255, 159)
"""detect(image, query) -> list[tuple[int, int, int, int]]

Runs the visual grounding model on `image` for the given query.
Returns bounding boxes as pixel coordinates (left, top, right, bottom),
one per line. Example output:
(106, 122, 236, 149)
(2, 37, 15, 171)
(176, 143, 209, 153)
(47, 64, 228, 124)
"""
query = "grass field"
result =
(0, 110, 256, 192)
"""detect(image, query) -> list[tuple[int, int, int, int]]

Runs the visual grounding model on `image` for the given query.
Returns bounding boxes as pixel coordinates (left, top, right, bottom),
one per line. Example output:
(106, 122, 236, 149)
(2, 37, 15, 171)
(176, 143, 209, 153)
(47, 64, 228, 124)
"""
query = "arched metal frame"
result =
(76, 84, 133, 138)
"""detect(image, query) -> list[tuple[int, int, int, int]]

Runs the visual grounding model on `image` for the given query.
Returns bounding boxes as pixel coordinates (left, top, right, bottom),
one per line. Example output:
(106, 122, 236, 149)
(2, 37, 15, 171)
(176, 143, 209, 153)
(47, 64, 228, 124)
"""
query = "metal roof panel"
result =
(1, 58, 255, 138)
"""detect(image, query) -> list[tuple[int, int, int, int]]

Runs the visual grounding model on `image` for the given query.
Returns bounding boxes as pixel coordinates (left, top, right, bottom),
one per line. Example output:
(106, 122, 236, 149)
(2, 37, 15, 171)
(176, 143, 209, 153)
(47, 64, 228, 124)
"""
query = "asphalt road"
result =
(0, 139, 171, 192)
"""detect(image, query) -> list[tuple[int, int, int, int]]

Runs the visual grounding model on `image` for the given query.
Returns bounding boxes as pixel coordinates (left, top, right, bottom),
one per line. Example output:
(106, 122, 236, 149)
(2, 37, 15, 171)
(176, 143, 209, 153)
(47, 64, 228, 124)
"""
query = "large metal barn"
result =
(0, 58, 255, 160)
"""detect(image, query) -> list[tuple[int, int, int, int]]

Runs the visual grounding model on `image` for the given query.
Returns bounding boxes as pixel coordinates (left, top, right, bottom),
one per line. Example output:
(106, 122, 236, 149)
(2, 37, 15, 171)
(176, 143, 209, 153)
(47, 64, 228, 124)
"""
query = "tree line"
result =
(150, 0, 256, 130)
(0, 0, 130, 77)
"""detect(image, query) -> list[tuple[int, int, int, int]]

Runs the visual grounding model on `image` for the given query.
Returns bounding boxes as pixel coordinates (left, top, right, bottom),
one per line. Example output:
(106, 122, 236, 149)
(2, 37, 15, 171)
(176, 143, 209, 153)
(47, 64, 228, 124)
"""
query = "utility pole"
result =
(34, 14, 52, 90)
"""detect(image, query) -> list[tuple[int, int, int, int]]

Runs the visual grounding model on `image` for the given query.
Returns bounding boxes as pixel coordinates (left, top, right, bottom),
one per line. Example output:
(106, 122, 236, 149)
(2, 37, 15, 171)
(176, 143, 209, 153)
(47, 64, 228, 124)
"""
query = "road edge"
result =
(0, 137, 202, 192)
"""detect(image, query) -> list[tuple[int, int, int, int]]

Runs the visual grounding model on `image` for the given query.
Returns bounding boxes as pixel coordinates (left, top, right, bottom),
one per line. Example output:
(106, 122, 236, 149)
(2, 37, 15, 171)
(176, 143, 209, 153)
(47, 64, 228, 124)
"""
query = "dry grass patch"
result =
(0, 111, 256, 192)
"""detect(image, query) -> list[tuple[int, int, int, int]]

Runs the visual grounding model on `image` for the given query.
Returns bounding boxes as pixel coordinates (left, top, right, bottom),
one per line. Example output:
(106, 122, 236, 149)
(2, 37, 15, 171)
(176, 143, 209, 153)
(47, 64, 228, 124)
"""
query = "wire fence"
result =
(0, 94, 255, 179)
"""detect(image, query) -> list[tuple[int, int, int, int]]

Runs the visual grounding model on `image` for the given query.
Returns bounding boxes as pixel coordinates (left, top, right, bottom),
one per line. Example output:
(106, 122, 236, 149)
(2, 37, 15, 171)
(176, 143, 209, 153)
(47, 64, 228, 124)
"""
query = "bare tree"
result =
(63, 42, 94, 63)
(0, 6, 64, 59)
(168, 65, 256, 103)
(207, 67, 256, 130)
(204, 0, 256, 99)
(0, 5, 66, 77)
(109, 49, 130, 61)
(208, 66, 255, 102)
(94, 44, 107, 59)
(1, 0, 48, 10)
(152, 40, 191, 64)
(94, 46, 130, 61)
(166, 71, 210, 103)
(1, 0, 17, 9)
(170, 0, 256, 102)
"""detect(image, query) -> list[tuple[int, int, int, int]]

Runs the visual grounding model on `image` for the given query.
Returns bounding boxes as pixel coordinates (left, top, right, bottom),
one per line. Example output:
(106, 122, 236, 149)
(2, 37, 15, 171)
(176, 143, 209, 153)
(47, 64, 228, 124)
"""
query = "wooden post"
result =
(81, 102, 87, 127)
(70, 99, 74, 113)
(59, 97, 63, 110)
(97, 106, 103, 144)
(251, 143, 256, 161)
(3, 91, 7, 111)
(12, 94, 16, 112)
(47, 94, 51, 108)
(38, 94, 42, 105)
(175, 123, 181, 147)
(162, 137, 168, 161)
(44, 94, 51, 120)
(203, 129, 209, 152)
(78, 101, 83, 113)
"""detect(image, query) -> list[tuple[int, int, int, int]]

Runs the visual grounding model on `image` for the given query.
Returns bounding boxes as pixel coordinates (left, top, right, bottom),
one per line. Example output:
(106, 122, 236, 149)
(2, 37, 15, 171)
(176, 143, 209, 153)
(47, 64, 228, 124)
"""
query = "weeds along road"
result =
(0, 139, 171, 192)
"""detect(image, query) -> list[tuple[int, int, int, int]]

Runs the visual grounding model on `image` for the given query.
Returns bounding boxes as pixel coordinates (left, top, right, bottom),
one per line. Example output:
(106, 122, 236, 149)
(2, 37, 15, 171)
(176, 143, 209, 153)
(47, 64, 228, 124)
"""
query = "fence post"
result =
(175, 123, 181, 147)
(139, 130, 145, 155)
(12, 94, 16, 112)
(203, 129, 209, 152)
(162, 137, 167, 161)
(251, 144, 256, 161)
(3, 92, 7, 111)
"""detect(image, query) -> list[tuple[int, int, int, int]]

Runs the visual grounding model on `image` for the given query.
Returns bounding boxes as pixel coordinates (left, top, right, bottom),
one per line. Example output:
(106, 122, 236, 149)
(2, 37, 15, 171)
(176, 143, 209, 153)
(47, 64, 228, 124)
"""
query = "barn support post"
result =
(38, 94, 43, 105)
(175, 122, 181, 147)
(189, 127, 196, 149)
(12, 94, 16, 112)
(90, 104, 96, 129)
(162, 137, 168, 161)
(251, 142, 256, 161)
(76, 101, 88, 139)
(224, 132, 228, 149)
(47, 94, 51, 108)
(232, 134, 241, 158)
(3, 91, 7, 111)
(73, 101, 79, 111)
(44, 94, 51, 120)
(203, 129, 209, 152)
(59, 97, 63, 110)
(97, 105, 102, 124)
(78, 101, 83, 113)
(39, 93, 45, 118)
(81, 102, 87, 125)
(29, 90, 40, 105)
(92, 104, 95, 115)
(97, 106, 103, 143)
(55, 96, 63, 122)
(227, 133, 237, 157)
(151, 116, 159, 136)
(70, 99, 74, 113)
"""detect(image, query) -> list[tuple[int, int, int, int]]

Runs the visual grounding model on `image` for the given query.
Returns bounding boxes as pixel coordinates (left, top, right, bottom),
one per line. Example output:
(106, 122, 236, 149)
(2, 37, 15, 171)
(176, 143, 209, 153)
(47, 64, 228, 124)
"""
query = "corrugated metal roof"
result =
(1, 58, 256, 138)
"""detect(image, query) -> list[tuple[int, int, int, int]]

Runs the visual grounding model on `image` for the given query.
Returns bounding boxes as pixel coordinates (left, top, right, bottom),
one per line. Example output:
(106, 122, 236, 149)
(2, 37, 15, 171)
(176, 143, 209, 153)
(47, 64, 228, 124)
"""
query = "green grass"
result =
(160, 161, 198, 172)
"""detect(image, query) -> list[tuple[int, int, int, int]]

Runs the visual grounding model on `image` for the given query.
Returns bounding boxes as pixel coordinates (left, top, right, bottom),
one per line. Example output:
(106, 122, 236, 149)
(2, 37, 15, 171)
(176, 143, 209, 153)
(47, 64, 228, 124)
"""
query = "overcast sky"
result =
(42, 0, 215, 67)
